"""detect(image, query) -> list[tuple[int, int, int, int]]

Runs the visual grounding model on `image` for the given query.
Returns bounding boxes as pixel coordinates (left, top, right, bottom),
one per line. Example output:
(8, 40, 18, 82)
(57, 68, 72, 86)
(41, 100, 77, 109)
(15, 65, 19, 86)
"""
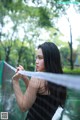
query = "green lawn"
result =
(63, 67, 80, 75)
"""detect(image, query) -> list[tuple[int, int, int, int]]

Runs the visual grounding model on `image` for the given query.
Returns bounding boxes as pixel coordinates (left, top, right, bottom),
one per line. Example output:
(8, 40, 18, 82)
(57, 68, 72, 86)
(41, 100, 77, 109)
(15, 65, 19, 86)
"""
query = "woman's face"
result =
(36, 48, 45, 72)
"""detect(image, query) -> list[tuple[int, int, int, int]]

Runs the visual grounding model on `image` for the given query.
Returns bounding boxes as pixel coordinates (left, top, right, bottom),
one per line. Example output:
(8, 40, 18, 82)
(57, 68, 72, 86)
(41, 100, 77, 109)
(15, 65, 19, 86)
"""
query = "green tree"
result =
(60, 45, 70, 66)
(0, 0, 79, 68)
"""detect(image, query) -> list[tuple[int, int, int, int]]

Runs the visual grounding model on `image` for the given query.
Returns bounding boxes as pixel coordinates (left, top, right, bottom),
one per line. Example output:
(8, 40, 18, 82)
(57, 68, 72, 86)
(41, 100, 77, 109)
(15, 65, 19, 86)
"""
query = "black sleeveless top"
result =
(25, 94, 61, 120)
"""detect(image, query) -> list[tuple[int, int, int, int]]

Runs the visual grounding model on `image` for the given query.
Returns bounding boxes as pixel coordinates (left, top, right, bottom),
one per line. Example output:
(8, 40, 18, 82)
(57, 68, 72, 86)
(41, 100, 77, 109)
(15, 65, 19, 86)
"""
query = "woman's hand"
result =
(12, 72, 22, 81)
(12, 65, 24, 81)
(16, 65, 24, 73)
(12, 65, 29, 87)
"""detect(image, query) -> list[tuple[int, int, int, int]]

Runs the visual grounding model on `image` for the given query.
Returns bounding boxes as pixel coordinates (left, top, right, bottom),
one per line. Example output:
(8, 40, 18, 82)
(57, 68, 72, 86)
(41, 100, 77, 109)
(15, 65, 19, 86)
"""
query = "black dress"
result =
(25, 94, 60, 120)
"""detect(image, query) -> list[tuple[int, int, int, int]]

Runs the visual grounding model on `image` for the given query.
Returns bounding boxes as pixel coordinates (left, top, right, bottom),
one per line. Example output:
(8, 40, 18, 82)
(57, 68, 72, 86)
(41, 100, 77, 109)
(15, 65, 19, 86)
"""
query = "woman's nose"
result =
(36, 58, 39, 64)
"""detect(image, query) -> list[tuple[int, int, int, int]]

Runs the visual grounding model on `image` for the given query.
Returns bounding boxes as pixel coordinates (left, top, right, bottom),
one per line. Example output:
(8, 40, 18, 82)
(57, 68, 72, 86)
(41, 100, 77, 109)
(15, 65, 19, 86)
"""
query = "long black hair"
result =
(38, 42, 66, 106)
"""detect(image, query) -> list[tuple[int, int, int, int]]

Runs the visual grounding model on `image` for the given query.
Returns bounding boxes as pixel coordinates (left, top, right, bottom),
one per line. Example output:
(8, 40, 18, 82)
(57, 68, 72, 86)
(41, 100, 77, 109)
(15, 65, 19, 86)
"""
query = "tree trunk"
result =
(5, 47, 11, 62)
(69, 24, 74, 70)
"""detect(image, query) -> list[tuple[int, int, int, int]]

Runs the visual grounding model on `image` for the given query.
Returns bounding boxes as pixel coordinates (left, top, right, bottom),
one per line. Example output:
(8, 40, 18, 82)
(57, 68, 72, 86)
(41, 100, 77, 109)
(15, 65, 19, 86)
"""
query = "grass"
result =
(63, 67, 80, 75)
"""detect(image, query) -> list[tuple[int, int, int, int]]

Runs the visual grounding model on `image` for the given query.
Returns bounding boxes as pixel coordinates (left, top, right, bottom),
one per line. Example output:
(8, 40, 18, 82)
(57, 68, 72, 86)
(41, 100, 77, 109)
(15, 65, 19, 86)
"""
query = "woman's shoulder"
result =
(29, 77, 48, 93)
(29, 77, 41, 89)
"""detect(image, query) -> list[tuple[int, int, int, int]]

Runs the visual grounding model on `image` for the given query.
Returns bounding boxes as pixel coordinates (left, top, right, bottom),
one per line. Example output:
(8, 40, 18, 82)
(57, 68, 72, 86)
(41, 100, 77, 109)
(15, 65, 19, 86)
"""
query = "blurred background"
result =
(0, 0, 80, 74)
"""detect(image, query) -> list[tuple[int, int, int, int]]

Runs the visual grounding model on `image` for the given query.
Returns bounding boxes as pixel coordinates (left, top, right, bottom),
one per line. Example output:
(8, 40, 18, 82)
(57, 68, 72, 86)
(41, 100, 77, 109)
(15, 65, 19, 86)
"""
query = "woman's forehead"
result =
(36, 48, 43, 55)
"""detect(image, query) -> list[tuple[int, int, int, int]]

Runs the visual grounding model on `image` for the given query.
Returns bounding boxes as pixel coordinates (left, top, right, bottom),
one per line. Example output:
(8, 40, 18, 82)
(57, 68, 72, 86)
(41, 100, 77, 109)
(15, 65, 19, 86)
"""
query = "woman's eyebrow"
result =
(36, 55, 44, 58)
(37, 54, 43, 56)
(36, 55, 43, 57)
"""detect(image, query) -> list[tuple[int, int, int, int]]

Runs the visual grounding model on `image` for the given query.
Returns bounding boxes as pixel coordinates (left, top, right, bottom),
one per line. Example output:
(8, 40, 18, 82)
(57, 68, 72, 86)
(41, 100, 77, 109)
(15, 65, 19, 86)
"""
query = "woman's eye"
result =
(38, 56, 43, 59)
(36, 56, 43, 60)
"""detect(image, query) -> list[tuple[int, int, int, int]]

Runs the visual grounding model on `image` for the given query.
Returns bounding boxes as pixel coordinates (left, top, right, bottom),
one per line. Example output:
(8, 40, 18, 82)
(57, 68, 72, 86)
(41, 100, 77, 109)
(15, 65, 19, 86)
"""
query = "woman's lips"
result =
(36, 66, 39, 69)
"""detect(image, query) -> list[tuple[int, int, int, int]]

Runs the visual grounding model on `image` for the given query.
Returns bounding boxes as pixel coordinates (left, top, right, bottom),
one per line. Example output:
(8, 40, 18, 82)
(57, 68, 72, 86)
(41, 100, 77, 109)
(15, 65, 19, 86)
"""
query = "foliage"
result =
(0, 0, 80, 70)
(63, 67, 80, 75)
(38, 7, 52, 27)
(9, 39, 35, 70)
(60, 45, 70, 65)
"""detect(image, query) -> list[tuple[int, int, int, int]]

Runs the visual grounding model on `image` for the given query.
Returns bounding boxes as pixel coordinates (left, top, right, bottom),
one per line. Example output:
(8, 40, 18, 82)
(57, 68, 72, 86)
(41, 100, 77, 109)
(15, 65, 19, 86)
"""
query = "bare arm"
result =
(22, 75, 29, 88)
(12, 74, 40, 112)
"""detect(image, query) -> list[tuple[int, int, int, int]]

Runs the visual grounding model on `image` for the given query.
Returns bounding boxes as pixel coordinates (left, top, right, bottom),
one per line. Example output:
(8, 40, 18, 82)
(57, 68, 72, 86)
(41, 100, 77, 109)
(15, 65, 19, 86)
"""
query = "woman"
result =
(12, 42, 66, 120)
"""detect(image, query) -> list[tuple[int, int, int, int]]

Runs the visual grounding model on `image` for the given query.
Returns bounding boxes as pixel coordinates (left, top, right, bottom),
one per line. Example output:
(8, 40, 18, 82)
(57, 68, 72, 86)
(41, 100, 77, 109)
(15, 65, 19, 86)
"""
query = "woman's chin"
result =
(36, 68, 44, 72)
(36, 70, 40, 72)
(36, 69, 41, 72)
